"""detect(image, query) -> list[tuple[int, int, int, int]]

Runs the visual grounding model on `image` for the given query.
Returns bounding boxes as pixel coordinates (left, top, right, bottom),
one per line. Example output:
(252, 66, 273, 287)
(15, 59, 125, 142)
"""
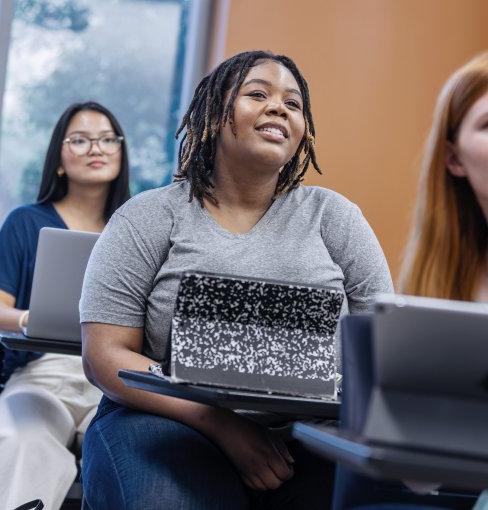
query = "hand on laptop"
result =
(0, 290, 29, 333)
(18, 310, 29, 334)
(213, 412, 295, 491)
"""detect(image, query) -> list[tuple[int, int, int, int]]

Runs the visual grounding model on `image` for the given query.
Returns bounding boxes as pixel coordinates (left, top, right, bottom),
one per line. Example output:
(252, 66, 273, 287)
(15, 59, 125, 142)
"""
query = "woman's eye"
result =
(248, 91, 266, 99)
(286, 100, 301, 110)
(71, 138, 87, 145)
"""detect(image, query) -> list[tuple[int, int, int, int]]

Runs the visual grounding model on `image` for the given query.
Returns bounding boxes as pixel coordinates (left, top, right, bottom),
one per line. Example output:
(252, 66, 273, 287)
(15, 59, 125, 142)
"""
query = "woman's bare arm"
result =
(0, 290, 27, 331)
(82, 322, 294, 490)
(82, 322, 227, 426)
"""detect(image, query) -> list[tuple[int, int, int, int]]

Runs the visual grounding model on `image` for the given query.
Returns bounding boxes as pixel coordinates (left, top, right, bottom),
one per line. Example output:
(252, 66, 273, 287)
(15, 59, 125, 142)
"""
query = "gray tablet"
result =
(365, 294, 488, 458)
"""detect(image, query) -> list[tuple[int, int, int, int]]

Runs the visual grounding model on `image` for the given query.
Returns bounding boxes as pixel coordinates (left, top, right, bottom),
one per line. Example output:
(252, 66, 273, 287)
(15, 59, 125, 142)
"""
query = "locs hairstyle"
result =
(175, 50, 321, 205)
(37, 101, 130, 221)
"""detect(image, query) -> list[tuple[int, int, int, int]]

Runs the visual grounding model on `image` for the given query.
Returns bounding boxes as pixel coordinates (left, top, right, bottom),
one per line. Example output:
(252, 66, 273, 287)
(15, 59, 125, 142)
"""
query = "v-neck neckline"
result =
(198, 193, 287, 239)
(48, 202, 69, 230)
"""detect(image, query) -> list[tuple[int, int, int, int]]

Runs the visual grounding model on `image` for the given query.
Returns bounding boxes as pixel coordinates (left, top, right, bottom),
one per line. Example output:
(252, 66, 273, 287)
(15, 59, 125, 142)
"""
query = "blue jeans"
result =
(82, 396, 335, 509)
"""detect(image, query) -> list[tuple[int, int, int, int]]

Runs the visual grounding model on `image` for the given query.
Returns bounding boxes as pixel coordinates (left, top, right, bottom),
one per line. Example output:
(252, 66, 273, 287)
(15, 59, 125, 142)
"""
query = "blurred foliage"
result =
(15, 0, 90, 31)
(2, 0, 187, 210)
(20, 159, 42, 204)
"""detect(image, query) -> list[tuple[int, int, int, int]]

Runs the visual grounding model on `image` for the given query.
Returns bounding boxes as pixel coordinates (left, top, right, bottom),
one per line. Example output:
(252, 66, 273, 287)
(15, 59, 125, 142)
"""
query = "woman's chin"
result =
(70, 170, 119, 186)
(246, 147, 293, 171)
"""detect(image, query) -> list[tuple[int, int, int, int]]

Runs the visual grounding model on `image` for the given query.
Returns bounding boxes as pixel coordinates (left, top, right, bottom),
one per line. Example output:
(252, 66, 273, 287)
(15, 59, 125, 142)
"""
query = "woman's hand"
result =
(211, 411, 295, 491)
(0, 289, 28, 332)
(83, 323, 294, 492)
(18, 310, 29, 330)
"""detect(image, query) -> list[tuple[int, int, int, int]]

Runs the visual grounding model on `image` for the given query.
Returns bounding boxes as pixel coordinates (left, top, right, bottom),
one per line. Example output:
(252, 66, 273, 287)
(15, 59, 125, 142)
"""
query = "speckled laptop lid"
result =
(171, 272, 344, 399)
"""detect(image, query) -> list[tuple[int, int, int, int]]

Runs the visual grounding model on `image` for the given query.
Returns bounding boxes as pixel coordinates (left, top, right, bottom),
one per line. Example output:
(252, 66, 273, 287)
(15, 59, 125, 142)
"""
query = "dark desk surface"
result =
(118, 369, 340, 418)
(0, 331, 82, 356)
(292, 421, 488, 490)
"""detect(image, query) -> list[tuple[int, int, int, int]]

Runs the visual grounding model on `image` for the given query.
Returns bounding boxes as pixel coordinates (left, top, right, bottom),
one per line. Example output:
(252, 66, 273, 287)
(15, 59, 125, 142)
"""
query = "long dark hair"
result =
(175, 50, 321, 205)
(37, 101, 130, 221)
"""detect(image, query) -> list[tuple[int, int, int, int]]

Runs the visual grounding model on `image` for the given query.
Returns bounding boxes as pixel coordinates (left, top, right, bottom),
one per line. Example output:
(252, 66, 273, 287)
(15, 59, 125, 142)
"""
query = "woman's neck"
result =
(53, 183, 109, 232)
(211, 174, 278, 212)
(210, 152, 280, 211)
(203, 155, 281, 234)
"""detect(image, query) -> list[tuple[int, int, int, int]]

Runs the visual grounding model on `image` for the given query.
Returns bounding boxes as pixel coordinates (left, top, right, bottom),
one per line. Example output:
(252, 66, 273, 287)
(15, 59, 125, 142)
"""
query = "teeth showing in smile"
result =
(258, 127, 285, 138)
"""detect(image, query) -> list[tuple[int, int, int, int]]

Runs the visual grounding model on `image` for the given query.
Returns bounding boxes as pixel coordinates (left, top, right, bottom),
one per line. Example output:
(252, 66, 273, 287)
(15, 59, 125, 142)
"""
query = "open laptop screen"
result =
(27, 227, 100, 342)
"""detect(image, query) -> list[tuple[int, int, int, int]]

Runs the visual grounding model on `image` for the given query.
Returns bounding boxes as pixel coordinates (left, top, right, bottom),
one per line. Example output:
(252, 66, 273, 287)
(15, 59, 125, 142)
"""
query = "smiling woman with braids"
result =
(80, 51, 393, 510)
(175, 51, 319, 203)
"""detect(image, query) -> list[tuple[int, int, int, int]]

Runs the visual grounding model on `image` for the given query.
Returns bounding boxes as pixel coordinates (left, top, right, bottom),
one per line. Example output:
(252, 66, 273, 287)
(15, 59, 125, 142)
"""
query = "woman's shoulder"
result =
(2, 202, 56, 228)
(110, 181, 190, 235)
(0, 203, 61, 251)
(115, 181, 188, 216)
(290, 185, 359, 214)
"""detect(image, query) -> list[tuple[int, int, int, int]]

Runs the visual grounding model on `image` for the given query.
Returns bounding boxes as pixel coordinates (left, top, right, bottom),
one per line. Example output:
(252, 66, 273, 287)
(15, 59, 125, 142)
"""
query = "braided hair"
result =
(175, 50, 321, 205)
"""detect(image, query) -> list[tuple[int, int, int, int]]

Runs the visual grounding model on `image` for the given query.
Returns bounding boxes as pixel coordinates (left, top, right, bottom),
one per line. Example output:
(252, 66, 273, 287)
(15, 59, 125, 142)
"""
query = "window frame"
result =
(0, 0, 14, 134)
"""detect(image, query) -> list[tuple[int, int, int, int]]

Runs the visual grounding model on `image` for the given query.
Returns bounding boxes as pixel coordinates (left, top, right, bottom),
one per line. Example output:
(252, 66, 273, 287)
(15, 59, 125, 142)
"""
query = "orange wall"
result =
(218, 0, 488, 282)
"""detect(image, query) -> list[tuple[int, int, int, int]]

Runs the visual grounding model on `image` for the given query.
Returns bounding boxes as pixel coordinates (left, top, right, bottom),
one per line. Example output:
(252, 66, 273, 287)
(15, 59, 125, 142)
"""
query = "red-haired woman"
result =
(400, 52, 488, 302)
(335, 52, 488, 510)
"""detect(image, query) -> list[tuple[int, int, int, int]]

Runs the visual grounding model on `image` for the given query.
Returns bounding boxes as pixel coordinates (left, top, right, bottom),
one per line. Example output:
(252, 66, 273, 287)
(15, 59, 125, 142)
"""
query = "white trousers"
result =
(0, 354, 102, 510)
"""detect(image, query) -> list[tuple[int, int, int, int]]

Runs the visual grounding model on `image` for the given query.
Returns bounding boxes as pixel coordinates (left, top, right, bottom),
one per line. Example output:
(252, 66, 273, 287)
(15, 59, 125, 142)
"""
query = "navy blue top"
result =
(0, 202, 67, 383)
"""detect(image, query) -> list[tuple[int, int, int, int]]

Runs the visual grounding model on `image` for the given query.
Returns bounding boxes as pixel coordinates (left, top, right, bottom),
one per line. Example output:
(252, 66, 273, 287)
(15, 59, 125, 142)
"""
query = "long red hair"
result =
(399, 53, 488, 300)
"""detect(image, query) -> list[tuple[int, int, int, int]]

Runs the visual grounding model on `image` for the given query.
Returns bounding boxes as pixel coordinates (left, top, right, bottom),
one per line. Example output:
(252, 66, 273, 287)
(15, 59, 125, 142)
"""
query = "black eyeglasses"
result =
(63, 134, 124, 156)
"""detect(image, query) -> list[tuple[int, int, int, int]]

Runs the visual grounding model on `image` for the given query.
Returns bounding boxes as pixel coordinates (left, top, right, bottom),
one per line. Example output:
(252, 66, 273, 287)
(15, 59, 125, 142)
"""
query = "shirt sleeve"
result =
(0, 211, 24, 298)
(80, 211, 170, 327)
(321, 203, 394, 313)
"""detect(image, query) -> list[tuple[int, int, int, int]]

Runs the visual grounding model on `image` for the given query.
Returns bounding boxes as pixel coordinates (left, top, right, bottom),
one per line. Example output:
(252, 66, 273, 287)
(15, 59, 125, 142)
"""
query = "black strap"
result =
(13, 500, 44, 510)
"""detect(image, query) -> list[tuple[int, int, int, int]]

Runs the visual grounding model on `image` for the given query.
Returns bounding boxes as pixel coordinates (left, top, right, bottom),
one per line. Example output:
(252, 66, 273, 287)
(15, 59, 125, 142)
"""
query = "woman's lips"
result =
(87, 161, 106, 168)
(256, 127, 287, 143)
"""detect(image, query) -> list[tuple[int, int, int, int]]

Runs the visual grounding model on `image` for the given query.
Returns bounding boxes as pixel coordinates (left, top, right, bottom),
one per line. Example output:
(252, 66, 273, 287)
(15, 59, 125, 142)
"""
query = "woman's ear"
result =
(445, 141, 466, 177)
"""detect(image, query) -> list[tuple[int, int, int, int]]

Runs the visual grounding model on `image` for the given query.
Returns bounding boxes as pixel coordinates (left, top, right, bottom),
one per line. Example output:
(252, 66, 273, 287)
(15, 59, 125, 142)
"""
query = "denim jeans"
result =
(82, 396, 335, 510)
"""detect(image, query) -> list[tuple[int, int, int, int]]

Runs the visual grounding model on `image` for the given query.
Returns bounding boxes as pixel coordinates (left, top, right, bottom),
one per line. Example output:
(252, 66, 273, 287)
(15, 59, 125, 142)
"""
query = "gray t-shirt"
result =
(80, 180, 393, 371)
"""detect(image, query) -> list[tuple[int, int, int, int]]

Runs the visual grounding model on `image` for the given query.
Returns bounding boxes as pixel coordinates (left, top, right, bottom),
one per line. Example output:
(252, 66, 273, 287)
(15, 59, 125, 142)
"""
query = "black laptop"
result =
(119, 271, 344, 417)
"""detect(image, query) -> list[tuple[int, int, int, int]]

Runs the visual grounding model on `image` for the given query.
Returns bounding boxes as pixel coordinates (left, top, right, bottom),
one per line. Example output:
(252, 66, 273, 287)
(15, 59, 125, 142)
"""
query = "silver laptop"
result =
(26, 227, 100, 342)
(364, 293, 488, 458)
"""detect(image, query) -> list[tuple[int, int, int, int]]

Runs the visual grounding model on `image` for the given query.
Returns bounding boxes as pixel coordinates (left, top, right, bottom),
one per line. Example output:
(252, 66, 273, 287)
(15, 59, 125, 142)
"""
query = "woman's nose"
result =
(88, 140, 103, 155)
(266, 101, 288, 118)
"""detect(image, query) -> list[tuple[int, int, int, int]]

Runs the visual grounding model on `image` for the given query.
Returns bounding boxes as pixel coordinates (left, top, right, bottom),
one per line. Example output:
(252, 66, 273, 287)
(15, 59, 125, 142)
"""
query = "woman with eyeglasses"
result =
(0, 101, 130, 510)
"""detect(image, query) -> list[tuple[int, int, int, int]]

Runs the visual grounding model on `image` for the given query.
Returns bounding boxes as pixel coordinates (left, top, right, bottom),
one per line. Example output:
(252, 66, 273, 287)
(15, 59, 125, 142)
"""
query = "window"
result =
(0, 0, 212, 221)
